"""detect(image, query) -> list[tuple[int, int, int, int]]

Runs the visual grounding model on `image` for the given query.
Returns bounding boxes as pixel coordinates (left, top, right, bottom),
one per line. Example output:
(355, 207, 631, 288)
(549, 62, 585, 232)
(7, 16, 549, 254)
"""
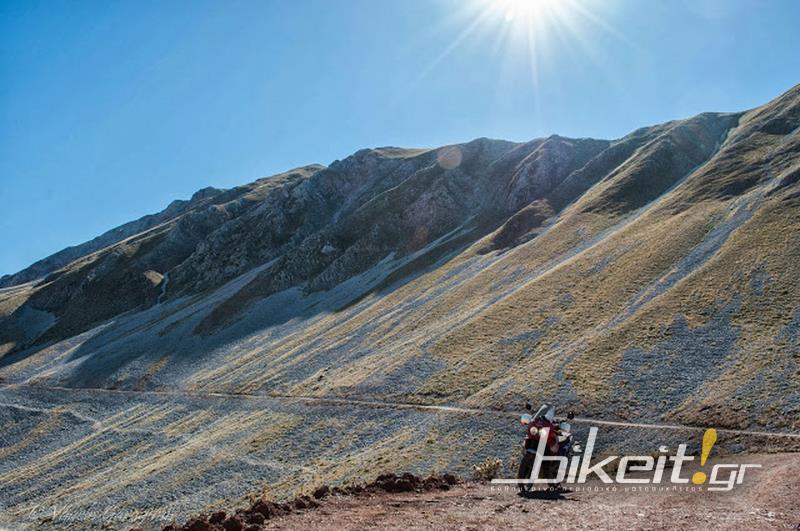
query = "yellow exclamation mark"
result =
(691, 428, 718, 485)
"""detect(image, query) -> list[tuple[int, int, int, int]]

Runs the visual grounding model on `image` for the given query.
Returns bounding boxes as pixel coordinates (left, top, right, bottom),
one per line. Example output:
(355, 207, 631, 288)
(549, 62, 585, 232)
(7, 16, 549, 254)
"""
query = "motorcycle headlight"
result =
(529, 426, 548, 438)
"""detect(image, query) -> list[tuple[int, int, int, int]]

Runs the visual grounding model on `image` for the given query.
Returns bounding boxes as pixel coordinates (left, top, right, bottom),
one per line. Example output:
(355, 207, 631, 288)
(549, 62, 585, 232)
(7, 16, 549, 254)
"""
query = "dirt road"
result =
(4, 383, 799, 440)
(261, 453, 800, 530)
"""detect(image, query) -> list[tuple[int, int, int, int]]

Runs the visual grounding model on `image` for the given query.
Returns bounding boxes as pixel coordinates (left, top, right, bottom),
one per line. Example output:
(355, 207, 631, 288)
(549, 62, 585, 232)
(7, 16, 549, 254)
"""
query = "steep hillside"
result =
(1, 84, 799, 528)
(2, 85, 799, 430)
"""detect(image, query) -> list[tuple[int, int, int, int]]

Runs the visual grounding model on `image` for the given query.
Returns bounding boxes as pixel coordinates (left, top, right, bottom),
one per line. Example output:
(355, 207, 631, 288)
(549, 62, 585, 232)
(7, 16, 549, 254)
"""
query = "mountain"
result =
(2, 84, 800, 529)
(2, 85, 799, 431)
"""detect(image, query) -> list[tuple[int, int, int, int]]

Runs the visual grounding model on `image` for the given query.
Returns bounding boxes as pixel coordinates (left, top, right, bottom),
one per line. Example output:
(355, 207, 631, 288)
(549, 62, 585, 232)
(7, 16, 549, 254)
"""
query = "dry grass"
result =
(472, 457, 503, 482)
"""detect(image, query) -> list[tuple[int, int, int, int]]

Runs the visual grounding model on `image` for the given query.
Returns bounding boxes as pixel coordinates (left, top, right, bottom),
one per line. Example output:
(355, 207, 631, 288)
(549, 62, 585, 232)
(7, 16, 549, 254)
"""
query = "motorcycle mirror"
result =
(567, 411, 575, 420)
(525, 403, 532, 411)
(520, 414, 532, 425)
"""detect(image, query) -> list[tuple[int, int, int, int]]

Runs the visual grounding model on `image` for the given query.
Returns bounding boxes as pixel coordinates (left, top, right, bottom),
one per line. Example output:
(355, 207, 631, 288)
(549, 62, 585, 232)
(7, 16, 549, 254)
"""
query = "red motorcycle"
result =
(516, 403, 575, 494)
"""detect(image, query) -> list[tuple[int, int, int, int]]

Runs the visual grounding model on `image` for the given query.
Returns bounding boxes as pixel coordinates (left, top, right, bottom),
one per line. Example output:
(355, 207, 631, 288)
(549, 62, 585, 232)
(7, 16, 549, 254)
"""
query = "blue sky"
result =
(1, 0, 799, 276)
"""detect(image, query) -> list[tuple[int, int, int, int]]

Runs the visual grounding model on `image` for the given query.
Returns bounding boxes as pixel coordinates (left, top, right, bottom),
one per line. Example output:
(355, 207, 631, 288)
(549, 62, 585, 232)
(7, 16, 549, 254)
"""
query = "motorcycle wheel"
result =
(517, 452, 536, 494)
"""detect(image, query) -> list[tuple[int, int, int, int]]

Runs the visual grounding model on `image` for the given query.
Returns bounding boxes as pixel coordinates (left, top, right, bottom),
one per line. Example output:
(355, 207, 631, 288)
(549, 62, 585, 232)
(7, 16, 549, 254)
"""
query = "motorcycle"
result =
(516, 403, 578, 494)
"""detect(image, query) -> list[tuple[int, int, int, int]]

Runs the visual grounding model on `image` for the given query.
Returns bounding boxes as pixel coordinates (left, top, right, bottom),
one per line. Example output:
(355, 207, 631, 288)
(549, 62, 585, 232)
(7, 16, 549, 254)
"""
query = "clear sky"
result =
(1, 0, 799, 276)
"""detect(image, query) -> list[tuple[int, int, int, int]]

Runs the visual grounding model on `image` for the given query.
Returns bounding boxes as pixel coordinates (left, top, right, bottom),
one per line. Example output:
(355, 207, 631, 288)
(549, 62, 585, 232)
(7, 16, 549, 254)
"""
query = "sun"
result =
(473, 0, 588, 59)
(492, 0, 561, 23)
(479, 0, 581, 92)
(415, 0, 624, 102)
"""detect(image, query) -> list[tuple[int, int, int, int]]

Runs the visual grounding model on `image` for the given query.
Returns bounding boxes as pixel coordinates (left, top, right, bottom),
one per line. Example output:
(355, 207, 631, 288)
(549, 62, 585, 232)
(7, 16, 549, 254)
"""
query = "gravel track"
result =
(4, 383, 799, 440)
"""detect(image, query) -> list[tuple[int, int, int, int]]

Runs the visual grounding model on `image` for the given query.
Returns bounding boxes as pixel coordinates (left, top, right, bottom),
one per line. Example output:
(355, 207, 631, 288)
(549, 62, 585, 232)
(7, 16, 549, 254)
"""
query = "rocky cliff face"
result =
(1, 85, 799, 433)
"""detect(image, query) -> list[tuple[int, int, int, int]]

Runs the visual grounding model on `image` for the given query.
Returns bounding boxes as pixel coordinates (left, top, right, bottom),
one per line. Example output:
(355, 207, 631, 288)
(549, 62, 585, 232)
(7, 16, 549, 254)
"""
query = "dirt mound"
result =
(146, 472, 460, 531)
(361, 472, 459, 494)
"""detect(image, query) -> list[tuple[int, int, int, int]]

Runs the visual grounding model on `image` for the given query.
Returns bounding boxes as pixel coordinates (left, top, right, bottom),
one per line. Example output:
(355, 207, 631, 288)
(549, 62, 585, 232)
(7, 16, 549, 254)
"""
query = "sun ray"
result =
(398, 0, 630, 119)
(480, 0, 628, 95)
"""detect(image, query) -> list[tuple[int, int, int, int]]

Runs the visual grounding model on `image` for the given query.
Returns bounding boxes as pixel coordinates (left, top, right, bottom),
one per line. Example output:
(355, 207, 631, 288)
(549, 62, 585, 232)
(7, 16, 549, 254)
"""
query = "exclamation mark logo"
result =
(691, 428, 718, 485)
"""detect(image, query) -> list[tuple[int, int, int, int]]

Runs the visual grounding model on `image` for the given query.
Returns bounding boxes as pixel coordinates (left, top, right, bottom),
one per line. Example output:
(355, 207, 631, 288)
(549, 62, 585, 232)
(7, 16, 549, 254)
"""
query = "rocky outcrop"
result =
(2, 135, 613, 346)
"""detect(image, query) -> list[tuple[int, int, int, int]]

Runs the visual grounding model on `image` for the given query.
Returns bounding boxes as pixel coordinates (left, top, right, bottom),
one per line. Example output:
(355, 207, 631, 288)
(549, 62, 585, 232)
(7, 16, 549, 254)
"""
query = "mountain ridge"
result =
(1, 84, 799, 430)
